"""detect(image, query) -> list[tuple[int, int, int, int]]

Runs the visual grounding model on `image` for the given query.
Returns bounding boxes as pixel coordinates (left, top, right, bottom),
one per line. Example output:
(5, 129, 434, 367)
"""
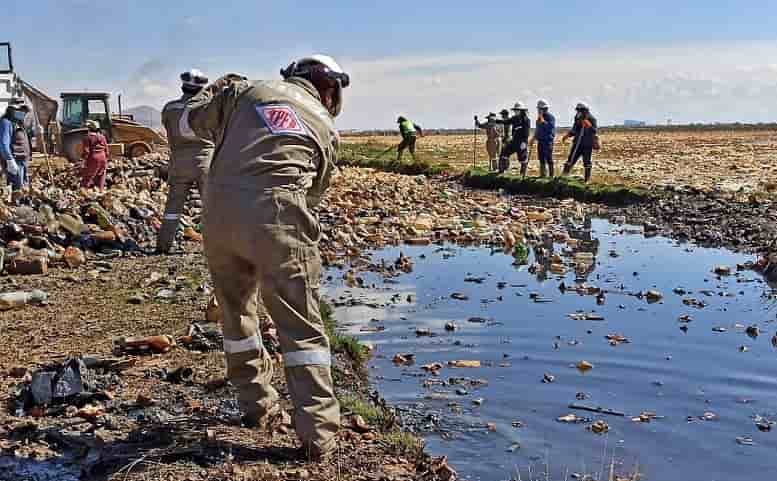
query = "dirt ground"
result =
(0, 249, 444, 481)
(344, 127, 777, 192)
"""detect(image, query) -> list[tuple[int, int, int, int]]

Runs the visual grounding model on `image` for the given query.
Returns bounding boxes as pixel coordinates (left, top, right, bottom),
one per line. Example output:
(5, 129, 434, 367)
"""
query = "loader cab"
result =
(60, 92, 112, 140)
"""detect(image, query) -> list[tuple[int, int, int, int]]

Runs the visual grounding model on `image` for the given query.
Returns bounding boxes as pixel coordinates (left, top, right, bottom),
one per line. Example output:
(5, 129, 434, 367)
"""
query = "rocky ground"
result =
(0, 160, 456, 481)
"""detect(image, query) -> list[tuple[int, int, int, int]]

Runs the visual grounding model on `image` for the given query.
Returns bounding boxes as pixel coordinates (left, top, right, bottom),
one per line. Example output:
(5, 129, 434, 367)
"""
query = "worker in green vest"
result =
(396, 116, 423, 161)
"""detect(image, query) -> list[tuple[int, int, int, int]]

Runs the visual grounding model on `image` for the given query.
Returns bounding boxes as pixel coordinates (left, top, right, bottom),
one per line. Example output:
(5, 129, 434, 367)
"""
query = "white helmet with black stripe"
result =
(180, 68, 209, 91)
(281, 54, 350, 117)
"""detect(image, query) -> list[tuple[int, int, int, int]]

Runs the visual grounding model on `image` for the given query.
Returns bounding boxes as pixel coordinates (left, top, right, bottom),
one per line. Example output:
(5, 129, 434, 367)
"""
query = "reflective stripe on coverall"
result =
(156, 93, 215, 252)
(185, 75, 339, 454)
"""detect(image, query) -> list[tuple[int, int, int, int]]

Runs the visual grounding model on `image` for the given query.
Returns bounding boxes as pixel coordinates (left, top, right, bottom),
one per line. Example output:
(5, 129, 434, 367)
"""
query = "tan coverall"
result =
(476, 118, 501, 170)
(184, 76, 339, 455)
(157, 93, 215, 252)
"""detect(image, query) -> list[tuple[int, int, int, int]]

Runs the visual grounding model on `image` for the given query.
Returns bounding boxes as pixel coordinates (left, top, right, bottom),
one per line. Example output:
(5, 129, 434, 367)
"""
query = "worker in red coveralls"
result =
(80, 120, 110, 190)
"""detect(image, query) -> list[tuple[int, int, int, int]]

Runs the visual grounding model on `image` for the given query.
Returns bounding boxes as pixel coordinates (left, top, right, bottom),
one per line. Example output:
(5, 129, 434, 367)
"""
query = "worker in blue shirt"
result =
(529, 99, 556, 177)
(0, 100, 31, 200)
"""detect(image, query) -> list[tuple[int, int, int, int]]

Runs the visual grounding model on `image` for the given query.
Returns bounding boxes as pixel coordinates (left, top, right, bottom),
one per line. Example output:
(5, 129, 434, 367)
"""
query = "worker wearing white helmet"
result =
(495, 101, 530, 176)
(157, 68, 214, 253)
(474, 112, 501, 171)
(182, 54, 349, 460)
(562, 101, 599, 182)
(529, 99, 556, 177)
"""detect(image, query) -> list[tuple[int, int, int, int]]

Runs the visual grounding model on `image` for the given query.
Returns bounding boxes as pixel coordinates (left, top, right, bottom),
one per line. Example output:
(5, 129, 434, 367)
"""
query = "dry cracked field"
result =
(344, 126, 777, 192)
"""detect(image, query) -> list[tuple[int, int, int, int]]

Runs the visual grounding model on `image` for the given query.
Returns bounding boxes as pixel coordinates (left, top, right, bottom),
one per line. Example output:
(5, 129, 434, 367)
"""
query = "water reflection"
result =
(324, 218, 777, 481)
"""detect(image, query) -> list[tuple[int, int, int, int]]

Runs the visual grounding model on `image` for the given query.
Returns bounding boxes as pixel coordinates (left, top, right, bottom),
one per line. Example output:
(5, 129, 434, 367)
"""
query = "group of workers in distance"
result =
(474, 100, 599, 182)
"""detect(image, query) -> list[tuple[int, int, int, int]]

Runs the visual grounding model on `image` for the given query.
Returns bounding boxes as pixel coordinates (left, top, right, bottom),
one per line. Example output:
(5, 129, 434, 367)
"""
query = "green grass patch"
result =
(462, 168, 649, 205)
(380, 431, 425, 459)
(339, 142, 452, 176)
(339, 393, 390, 427)
(322, 301, 368, 366)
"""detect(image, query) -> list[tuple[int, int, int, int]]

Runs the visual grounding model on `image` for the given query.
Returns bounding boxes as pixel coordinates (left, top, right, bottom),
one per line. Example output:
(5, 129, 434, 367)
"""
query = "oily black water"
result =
(323, 219, 777, 481)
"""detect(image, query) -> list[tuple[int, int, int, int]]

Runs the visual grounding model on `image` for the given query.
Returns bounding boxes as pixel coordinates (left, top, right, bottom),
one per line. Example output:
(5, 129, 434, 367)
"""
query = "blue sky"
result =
(5, 1, 777, 128)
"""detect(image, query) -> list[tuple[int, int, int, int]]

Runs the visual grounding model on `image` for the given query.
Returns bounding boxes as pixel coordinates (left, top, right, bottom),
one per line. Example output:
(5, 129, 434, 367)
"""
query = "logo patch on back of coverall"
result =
(256, 104, 307, 135)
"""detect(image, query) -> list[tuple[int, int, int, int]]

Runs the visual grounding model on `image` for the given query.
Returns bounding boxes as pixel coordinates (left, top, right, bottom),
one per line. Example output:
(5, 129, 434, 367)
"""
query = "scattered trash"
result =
(736, 435, 754, 446)
(745, 325, 760, 338)
(392, 353, 415, 365)
(606, 333, 630, 346)
(645, 290, 663, 302)
(205, 295, 221, 322)
(542, 373, 555, 383)
(444, 322, 458, 331)
(448, 360, 481, 368)
(631, 411, 661, 423)
(13, 357, 118, 414)
(569, 404, 626, 417)
(557, 413, 588, 424)
(63, 246, 86, 268)
(576, 360, 594, 372)
(114, 334, 175, 354)
(0, 290, 48, 310)
(421, 363, 443, 374)
(180, 322, 224, 352)
(714, 265, 732, 276)
(589, 420, 610, 434)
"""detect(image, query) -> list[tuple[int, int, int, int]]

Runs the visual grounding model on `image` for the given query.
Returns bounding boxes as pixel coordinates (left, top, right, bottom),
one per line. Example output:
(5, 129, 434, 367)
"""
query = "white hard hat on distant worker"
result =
(180, 69, 209, 89)
(537, 99, 549, 110)
(511, 101, 528, 111)
(575, 102, 590, 111)
(281, 54, 350, 117)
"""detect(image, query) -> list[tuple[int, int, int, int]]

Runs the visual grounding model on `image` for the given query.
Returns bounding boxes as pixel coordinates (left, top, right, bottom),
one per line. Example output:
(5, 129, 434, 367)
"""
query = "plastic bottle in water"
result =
(0, 290, 48, 310)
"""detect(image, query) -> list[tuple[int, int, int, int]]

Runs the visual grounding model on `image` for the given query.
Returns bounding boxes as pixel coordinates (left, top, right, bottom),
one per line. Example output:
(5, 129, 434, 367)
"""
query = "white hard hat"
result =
(575, 102, 590, 111)
(295, 54, 346, 75)
(281, 54, 350, 117)
(537, 99, 549, 109)
(180, 68, 208, 88)
(511, 101, 528, 111)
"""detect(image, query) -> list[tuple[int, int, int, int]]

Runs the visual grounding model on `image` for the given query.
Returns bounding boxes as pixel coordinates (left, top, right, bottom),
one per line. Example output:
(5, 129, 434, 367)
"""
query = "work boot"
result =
(520, 163, 528, 179)
(241, 402, 284, 430)
(584, 167, 592, 183)
(297, 440, 336, 463)
(548, 162, 555, 178)
(562, 163, 572, 176)
(539, 163, 547, 178)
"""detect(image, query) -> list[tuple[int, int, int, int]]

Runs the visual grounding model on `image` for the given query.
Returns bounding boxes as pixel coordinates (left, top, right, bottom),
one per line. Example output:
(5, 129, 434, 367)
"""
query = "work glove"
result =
(582, 119, 593, 129)
(5, 157, 19, 177)
(207, 73, 247, 94)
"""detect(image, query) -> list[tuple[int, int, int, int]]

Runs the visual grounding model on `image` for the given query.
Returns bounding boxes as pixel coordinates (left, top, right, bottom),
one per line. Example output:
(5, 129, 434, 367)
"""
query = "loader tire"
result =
(62, 133, 84, 163)
(127, 142, 152, 159)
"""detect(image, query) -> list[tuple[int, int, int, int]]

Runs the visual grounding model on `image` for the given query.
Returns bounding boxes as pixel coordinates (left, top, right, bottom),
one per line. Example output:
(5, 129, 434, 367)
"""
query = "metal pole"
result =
(473, 126, 477, 168)
(118, 94, 122, 117)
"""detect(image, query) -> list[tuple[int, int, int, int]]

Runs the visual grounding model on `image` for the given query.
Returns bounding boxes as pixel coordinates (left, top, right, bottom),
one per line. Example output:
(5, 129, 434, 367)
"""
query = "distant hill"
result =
(122, 105, 162, 129)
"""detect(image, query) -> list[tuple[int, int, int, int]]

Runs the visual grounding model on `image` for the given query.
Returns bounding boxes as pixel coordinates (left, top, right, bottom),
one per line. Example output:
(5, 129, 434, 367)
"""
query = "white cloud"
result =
(337, 41, 777, 128)
(116, 41, 777, 128)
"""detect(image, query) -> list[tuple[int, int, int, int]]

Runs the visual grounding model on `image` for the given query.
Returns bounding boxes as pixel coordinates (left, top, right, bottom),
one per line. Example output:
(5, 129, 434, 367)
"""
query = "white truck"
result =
(0, 42, 59, 153)
(0, 42, 20, 115)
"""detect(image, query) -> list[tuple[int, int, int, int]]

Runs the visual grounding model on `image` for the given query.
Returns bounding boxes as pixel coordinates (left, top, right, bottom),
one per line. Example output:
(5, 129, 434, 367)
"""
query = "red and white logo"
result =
(256, 104, 306, 135)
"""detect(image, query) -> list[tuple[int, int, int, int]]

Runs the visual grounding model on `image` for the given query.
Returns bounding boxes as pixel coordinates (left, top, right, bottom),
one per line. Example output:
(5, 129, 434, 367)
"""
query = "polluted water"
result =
(324, 217, 777, 481)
